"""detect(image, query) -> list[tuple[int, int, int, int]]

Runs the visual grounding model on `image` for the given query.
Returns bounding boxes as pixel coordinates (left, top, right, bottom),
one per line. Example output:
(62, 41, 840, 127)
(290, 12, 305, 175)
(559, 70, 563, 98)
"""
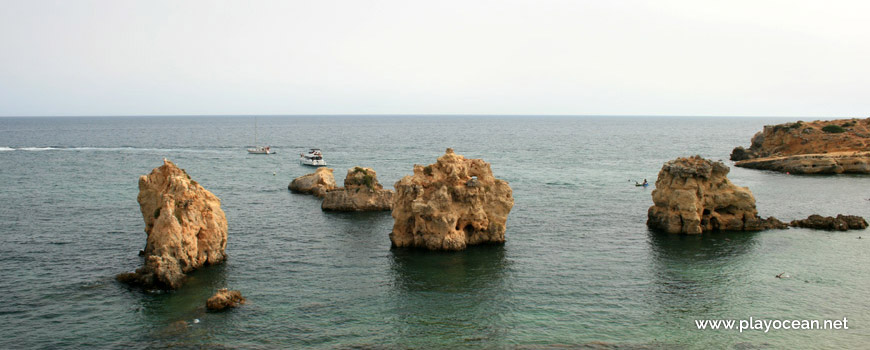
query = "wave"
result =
(17, 147, 60, 151)
(5, 146, 233, 153)
(545, 181, 577, 187)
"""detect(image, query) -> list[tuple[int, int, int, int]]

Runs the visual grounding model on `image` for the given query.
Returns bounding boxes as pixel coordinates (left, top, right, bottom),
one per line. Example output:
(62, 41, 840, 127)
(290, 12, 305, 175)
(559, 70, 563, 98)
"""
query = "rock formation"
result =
(647, 156, 787, 234)
(790, 214, 868, 231)
(206, 288, 246, 311)
(117, 159, 228, 289)
(288, 167, 336, 197)
(731, 118, 870, 174)
(390, 148, 514, 250)
(322, 167, 394, 211)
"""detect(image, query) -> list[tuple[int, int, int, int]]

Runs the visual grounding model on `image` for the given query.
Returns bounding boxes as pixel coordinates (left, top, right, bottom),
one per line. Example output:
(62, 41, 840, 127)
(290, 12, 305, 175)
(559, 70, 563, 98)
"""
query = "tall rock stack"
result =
(118, 159, 228, 289)
(390, 148, 514, 250)
(647, 156, 786, 234)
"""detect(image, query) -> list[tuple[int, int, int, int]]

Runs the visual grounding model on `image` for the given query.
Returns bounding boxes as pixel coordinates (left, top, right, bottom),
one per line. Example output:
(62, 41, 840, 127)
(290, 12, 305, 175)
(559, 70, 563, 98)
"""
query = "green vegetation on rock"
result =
(822, 124, 846, 133)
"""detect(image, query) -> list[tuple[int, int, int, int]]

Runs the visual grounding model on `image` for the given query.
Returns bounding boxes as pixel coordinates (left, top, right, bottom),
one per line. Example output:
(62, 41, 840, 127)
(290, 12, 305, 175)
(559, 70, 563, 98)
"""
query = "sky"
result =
(0, 0, 867, 117)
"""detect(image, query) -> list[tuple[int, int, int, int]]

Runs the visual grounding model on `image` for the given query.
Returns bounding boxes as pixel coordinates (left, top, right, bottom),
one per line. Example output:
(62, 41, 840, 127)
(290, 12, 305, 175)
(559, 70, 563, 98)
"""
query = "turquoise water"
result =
(0, 116, 868, 349)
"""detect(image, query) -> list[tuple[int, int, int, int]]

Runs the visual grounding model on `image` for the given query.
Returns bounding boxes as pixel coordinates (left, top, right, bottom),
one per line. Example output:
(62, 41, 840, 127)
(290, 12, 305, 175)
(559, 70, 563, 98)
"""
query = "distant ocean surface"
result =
(1, 116, 868, 349)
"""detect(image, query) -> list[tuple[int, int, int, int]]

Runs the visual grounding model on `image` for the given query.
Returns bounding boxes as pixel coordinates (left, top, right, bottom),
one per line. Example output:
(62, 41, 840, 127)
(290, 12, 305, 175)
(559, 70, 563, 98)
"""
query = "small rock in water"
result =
(288, 167, 335, 197)
(789, 214, 868, 231)
(206, 288, 246, 311)
(321, 167, 394, 212)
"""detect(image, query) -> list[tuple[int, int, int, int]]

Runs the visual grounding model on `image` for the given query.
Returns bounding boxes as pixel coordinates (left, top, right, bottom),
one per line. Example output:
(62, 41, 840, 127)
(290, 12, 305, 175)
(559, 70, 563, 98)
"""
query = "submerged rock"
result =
(288, 167, 336, 197)
(390, 148, 514, 250)
(117, 159, 228, 289)
(206, 288, 246, 311)
(647, 156, 787, 234)
(731, 118, 870, 174)
(790, 214, 868, 231)
(322, 167, 393, 211)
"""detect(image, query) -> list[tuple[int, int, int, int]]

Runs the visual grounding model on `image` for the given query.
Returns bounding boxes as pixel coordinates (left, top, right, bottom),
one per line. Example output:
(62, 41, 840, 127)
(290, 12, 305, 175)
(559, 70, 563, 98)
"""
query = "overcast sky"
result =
(0, 0, 867, 117)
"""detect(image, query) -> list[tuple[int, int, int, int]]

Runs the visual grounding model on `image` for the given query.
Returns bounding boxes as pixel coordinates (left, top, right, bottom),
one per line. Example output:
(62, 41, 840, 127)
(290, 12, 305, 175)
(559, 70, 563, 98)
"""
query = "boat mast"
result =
(254, 117, 258, 146)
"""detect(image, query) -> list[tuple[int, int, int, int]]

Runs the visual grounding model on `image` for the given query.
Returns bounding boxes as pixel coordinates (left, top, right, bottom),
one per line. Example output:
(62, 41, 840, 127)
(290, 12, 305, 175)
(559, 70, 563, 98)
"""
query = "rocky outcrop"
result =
(321, 167, 394, 211)
(288, 167, 335, 197)
(731, 118, 870, 174)
(790, 214, 868, 231)
(206, 288, 246, 311)
(732, 153, 870, 174)
(647, 156, 787, 234)
(390, 148, 514, 250)
(117, 159, 228, 289)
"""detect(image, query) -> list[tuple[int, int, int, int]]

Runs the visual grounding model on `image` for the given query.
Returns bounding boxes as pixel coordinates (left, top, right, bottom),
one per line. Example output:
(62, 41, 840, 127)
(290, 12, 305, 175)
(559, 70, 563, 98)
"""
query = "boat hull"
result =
(247, 147, 273, 154)
(300, 158, 326, 166)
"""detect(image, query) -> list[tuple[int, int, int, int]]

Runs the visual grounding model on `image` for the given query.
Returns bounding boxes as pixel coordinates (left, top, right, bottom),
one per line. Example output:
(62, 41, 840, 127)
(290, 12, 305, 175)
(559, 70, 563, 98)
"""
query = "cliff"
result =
(390, 148, 514, 250)
(117, 159, 228, 289)
(322, 167, 393, 211)
(731, 118, 870, 174)
(288, 167, 336, 197)
(647, 156, 786, 234)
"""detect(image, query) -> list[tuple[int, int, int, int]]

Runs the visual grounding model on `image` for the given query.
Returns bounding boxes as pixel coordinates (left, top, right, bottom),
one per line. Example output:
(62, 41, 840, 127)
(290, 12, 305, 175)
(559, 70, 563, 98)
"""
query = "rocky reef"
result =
(731, 118, 870, 174)
(790, 214, 868, 231)
(390, 148, 514, 250)
(206, 288, 246, 311)
(322, 167, 393, 211)
(647, 156, 787, 234)
(288, 167, 336, 197)
(117, 159, 228, 289)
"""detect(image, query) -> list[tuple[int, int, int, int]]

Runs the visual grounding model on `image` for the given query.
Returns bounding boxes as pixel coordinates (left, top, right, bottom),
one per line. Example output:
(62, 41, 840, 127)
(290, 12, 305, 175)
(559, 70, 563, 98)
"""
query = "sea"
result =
(1, 116, 868, 349)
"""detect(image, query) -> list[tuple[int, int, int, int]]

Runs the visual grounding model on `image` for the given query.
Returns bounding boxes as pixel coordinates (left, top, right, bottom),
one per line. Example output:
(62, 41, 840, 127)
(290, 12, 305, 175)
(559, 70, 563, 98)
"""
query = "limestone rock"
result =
(322, 167, 394, 211)
(390, 148, 514, 250)
(289, 167, 336, 197)
(206, 288, 246, 311)
(647, 156, 785, 234)
(731, 118, 870, 174)
(790, 214, 868, 231)
(117, 159, 227, 289)
(732, 153, 870, 174)
(729, 146, 757, 162)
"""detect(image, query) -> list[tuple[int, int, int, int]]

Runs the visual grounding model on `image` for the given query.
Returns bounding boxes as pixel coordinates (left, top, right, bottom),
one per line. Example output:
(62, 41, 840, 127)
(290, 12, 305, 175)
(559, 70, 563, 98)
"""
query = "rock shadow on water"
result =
(387, 245, 511, 346)
(647, 229, 759, 264)
(119, 263, 244, 347)
(323, 210, 393, 226)
(322, 210, 394, 251)
(389, 244, 509, 292)
(646, 230, 761, 328)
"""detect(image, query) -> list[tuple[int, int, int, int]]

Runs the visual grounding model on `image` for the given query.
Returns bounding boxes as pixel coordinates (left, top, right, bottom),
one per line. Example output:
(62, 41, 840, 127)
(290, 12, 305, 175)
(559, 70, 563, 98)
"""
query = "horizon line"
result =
(0, 113, 852, 119)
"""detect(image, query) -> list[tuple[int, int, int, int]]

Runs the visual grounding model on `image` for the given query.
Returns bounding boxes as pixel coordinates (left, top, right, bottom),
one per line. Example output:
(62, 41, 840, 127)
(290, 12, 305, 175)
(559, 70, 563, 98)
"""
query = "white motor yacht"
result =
(300, 148, 326, 166)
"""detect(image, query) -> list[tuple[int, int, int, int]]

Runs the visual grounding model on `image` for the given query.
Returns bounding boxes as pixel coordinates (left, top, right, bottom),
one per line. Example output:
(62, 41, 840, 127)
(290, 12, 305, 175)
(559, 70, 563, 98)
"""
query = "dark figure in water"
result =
(643, 179, 648, 186)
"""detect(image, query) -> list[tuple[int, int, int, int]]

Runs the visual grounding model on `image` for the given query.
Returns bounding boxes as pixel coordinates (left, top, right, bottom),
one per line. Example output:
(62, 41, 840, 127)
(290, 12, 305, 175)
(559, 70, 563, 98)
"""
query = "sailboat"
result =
(247, 117, 274, 154)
